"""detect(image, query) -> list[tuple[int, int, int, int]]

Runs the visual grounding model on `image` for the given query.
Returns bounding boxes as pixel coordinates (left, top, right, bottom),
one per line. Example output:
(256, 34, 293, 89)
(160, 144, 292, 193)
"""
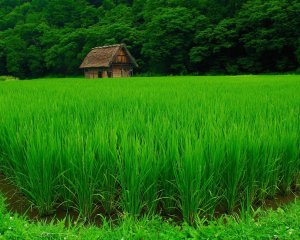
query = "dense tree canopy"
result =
(0, 0, 299, 78)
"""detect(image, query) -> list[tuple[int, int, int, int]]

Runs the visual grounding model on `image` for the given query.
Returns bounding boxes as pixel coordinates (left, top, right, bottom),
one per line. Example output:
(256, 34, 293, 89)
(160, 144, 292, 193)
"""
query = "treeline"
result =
(0, 0, 299, 78)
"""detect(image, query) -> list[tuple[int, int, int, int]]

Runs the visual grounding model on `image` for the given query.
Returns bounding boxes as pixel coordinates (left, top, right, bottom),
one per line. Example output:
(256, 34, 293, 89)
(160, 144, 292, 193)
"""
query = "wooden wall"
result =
(114, 49, 130, 64)
(112, 66, 122, 78)
(112, 48, 133, 77)
(102, 70, 108, 78)
(84, 68, 99, 79)
(112, 66, 132, 78)
(84, 67, 132, 78)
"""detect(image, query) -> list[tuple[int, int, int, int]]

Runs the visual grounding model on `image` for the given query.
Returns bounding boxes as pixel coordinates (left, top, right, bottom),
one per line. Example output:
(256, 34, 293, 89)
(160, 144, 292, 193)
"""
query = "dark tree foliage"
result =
(0, 0, 299, 78)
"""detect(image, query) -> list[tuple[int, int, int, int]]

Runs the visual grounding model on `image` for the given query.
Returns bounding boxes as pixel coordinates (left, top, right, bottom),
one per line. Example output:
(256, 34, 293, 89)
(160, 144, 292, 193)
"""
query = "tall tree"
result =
(142, 7, 195, 74)
(0, 0, 299, 78)
(237, 0, 300, 72)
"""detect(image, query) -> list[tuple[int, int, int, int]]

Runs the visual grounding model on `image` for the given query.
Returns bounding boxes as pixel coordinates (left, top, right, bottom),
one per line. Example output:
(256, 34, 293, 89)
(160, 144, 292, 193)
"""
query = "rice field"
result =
(0, 75, 299, 224)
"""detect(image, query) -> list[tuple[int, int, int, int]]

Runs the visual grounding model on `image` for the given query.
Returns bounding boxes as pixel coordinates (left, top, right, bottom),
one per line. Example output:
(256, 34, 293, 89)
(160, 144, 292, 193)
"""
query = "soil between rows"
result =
(0, 173, 298, 226)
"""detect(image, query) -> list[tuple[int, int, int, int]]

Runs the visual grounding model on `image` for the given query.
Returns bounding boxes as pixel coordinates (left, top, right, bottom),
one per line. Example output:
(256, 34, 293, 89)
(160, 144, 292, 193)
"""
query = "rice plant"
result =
(0, 75, 299, 223)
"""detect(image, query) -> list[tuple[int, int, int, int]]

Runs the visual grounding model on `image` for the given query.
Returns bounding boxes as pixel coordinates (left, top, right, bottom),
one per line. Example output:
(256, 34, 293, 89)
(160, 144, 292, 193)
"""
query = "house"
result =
(79, 44, 138, 79)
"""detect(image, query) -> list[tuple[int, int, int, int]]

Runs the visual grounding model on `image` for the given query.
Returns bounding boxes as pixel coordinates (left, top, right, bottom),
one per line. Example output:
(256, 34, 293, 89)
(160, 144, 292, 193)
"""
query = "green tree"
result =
(142, 7, 194, 74)
(236, 0, 300, 72)
(0, 40, 7, 75)
(44, 0, 86, 28)
(0, 0, 299, 77)
(27, 45, 44, 77)
(44, 29, 87, 75)
(190, 18, 239, 74)
(4, 35, 27, 78)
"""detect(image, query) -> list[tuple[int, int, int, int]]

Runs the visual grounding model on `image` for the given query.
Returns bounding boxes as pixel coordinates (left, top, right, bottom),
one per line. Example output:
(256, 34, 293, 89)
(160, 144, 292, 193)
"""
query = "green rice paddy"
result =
(0, 75, 299, 224)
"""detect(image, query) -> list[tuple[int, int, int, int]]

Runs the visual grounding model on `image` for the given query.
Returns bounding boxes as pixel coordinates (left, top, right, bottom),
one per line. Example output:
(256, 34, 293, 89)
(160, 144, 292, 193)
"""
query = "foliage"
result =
(0, 76, 18, 81)
(0, 0, 299, 78)
(142, 7, 194, 74)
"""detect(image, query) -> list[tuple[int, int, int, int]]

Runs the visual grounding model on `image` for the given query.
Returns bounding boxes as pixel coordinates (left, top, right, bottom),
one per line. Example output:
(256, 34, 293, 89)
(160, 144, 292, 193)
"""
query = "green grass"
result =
(0, 75, 299, 224)
(1, 194, 300, 239)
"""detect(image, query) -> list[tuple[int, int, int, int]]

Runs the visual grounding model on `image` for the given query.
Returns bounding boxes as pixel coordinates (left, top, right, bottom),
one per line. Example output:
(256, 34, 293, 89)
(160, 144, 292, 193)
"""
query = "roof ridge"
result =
(92, 44, 124, 50)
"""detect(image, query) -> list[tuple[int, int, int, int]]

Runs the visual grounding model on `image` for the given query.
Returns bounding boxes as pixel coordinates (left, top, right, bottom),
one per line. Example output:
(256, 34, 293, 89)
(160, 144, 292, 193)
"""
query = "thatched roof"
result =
(80, 44, 138, 68)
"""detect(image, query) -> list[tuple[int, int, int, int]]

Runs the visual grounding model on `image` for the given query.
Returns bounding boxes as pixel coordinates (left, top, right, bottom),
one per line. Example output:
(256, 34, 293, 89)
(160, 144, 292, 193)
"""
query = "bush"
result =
(0, 76, 19, 81)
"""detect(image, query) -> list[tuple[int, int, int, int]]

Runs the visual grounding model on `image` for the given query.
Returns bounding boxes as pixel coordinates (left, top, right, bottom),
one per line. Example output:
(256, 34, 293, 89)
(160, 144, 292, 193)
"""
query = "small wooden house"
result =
(80, 44, 138, 79)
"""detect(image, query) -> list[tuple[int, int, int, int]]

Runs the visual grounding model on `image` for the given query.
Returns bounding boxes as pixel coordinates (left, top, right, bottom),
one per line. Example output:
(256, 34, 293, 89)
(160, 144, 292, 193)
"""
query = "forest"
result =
(0, 0, 300, 78)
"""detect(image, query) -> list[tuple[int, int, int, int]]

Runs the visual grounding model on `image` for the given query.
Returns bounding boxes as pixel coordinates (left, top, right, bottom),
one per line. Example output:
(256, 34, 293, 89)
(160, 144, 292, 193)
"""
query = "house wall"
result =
(111, 48, 134, 77)
(114, 49, 130, 64)
(112, 66, 122, 78)
(84, 67, 132, 78)
(84, 68, 99, 79)
(102, 70, 108, 78)
(121, 69, 131, 77)
(112, 65, 132, 78)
